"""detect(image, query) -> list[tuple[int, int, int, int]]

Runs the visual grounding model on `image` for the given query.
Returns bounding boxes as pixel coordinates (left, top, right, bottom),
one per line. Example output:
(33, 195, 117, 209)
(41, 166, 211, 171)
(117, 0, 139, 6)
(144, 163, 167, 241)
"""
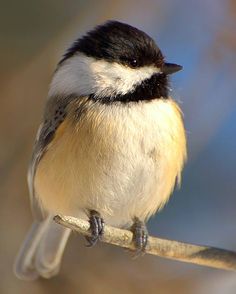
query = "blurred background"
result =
(1, 0, 236, 293)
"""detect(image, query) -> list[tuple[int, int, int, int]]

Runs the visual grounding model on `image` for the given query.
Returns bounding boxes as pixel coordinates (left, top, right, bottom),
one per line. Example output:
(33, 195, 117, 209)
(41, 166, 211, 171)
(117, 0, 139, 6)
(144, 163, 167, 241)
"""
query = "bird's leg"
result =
(131, 217, 148, 257)
(86, 210, 104, 247)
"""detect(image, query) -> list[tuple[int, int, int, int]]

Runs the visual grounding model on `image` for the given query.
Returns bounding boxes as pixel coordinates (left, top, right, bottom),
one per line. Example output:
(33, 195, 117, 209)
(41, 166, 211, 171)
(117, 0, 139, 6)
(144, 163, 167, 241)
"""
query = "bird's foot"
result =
(131, 218, 148, 257)
(86, 210, 104, 247)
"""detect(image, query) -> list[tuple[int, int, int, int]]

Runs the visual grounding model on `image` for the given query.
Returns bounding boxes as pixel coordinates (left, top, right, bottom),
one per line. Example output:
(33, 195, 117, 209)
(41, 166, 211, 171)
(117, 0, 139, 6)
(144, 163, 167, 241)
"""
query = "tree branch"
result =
(54, 214, 236, 271)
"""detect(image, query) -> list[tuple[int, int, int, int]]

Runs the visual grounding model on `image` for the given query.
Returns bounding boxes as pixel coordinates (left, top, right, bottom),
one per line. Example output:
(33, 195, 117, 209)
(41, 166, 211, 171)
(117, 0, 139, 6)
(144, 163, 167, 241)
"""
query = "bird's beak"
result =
(162, 63, 183, 75)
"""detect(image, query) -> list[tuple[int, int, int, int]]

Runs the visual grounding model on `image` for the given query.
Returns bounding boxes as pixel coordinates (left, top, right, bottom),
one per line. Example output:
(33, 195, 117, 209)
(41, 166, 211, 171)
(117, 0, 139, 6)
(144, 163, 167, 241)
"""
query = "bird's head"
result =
(49, 20, 182, 103)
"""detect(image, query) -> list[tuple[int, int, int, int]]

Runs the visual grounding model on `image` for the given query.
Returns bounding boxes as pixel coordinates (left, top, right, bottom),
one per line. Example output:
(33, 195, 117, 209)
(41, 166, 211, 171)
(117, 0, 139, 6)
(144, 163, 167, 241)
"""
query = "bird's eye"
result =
(128, 59, 138, 68)
(120, 57, 140, 68)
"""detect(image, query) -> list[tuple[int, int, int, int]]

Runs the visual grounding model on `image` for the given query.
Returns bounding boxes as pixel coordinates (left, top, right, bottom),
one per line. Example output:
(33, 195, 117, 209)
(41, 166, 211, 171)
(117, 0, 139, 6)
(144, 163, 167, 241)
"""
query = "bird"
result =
(14, 20, 187, 280)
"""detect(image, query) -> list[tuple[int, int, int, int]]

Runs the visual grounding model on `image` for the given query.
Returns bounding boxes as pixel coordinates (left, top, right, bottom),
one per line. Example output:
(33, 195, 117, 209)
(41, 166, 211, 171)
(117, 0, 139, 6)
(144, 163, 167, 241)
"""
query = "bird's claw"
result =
(131, 218, 148, 257)
(86, 210, 104, 247)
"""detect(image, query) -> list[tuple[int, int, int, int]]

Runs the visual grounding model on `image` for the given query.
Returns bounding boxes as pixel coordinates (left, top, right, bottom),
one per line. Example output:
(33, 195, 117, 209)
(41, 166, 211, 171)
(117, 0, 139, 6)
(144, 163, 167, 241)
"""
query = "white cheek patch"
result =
(49, 53, 160, 98)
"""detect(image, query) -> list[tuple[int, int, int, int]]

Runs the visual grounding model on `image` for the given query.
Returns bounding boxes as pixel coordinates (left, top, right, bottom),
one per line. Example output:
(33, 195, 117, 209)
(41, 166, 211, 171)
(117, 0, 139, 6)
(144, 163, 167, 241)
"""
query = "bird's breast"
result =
(35, 97, 186, 227)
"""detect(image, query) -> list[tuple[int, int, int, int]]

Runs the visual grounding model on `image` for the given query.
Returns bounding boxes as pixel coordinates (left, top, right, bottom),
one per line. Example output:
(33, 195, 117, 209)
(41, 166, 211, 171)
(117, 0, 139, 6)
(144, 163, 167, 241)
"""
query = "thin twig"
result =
(54, 214, 236, 271)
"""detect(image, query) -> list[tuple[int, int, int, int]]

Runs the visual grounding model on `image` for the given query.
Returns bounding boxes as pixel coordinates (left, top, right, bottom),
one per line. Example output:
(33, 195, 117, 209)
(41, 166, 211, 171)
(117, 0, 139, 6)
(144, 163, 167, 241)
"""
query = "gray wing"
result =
(28, 94, 78, 220)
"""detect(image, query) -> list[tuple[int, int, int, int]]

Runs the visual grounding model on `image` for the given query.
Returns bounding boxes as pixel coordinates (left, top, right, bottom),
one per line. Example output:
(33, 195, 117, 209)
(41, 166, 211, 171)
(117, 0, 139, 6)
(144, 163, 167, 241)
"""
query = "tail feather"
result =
(14, 215, 71, 280)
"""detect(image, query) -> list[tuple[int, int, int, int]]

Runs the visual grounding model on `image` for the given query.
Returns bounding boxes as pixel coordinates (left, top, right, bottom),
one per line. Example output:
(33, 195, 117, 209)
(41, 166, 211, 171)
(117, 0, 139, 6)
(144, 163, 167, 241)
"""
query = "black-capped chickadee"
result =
(14, 20, 187, 280)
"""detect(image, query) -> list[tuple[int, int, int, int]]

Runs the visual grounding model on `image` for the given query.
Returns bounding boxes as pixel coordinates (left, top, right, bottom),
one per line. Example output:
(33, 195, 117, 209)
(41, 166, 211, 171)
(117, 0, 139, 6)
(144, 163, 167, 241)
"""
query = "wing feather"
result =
(27, 94, 78, 220)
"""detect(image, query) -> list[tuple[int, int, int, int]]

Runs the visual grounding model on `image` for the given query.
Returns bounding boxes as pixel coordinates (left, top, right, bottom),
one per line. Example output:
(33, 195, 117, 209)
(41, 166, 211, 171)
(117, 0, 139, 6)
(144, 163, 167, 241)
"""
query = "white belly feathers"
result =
(35, 98, 186, 227)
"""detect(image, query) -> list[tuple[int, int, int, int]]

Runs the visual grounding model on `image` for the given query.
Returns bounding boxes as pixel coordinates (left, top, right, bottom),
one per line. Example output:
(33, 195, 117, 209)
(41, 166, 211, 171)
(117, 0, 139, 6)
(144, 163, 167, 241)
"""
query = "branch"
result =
(54, 215, 236, 271)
